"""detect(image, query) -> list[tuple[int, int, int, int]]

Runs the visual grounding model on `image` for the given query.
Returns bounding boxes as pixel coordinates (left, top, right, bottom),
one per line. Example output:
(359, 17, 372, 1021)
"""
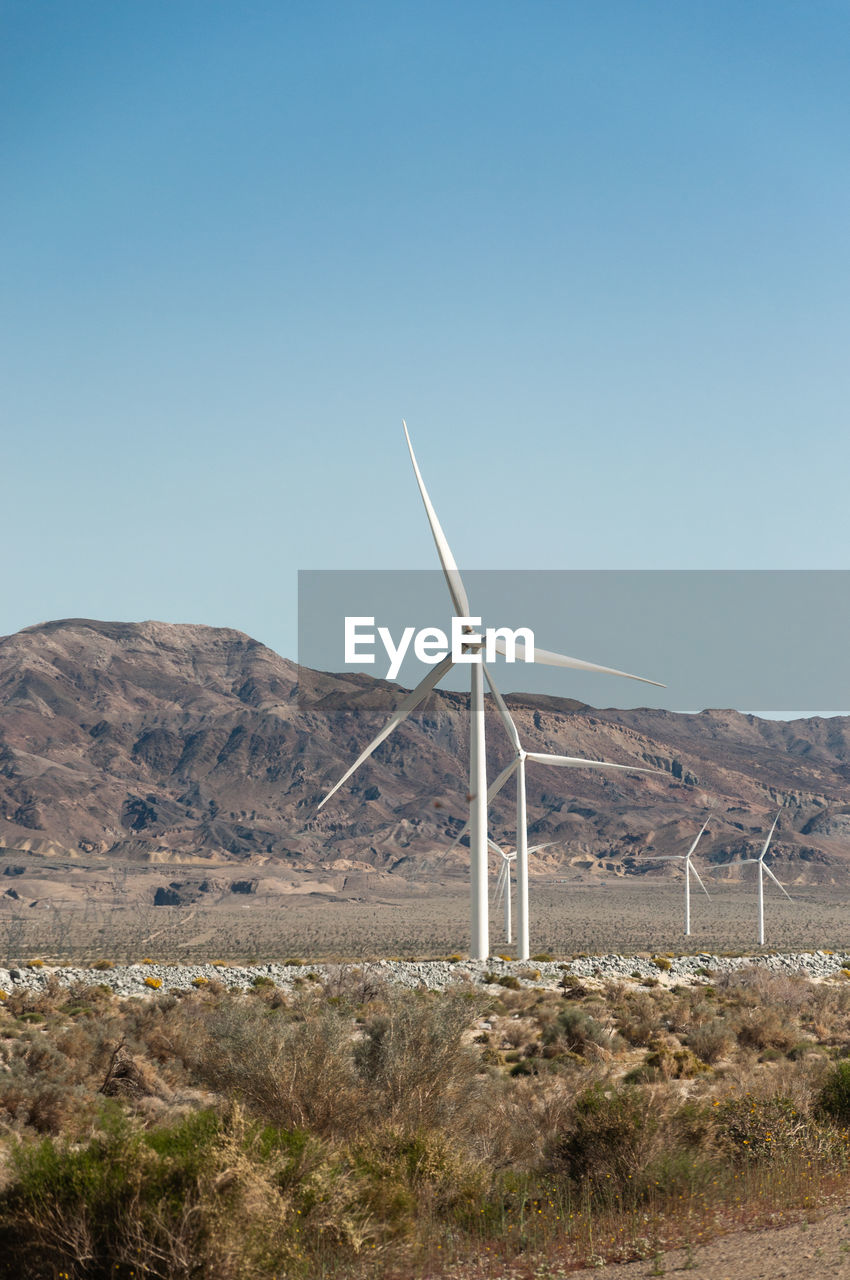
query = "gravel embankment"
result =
(1, 949, 848, 997)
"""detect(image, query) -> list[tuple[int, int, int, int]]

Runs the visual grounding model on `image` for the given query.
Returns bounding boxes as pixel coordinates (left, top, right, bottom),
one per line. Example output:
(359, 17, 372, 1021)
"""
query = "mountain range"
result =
(1, 618, 849, 883)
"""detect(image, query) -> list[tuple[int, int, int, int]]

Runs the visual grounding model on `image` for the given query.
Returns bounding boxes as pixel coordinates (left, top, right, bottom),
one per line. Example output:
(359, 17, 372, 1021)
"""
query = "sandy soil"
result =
(4, 856, 850, 962)
(567, 1206, 850, 1279)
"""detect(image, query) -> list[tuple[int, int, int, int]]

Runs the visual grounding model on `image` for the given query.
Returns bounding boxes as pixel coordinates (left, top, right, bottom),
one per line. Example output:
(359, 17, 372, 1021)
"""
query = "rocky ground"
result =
(3, 948, 849, 998)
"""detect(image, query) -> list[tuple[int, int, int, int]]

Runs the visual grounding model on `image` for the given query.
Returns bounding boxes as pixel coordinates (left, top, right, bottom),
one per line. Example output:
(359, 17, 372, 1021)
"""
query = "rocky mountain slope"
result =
(1, 618, 849, 881)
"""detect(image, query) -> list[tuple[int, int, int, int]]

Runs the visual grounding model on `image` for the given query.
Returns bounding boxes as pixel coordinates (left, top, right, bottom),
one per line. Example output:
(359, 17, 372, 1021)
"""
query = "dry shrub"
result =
(0, 1026, 115, 1136)
(355, 989, 483, 1131)
(322, 963, 387, 1005)
(735, 1007, 797, 1054)
(716, 967, 810, 1012)
(352, 1123, 486, 1236)
(184, 997, 359, 1135)
(616, 989, 666, 1047)
(687, 1017, 735, 1065)
(547, 1083, 707, 1199)
(739, 1054, 828, 1114)
(489, 1069, 604, 1169)
(499, 1016, 536, 1049)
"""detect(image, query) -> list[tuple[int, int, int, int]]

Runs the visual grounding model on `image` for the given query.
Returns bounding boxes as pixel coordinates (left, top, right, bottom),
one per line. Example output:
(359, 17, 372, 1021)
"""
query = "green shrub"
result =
(818, 1061, 850, 1124)
(0, 1107, 371, 1277)
(715, 1095, 837, 1165)
(548, 1085, 665, 1193)
(496, 975, 520, 991)
(352, 1125, 485, 1237)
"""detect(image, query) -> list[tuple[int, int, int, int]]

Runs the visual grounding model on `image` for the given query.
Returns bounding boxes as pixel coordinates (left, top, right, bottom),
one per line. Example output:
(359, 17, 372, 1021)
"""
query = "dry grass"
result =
(2, 972, 850, 1276)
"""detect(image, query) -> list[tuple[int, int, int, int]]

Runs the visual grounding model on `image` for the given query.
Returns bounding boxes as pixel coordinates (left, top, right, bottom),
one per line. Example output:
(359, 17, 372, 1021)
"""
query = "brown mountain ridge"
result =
(1, 618, 849, 883)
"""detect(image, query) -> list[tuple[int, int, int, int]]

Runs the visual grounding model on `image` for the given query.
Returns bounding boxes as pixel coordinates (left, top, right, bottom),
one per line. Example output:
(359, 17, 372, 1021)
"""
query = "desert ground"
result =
(6, 959, 850, 1278)
(3, 851, 850, 963)
(567, 1207, 850, 1280)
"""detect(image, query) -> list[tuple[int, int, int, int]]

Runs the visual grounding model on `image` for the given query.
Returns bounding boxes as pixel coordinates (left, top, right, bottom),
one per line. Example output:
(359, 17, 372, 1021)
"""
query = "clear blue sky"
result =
(3, 1, 849, 663)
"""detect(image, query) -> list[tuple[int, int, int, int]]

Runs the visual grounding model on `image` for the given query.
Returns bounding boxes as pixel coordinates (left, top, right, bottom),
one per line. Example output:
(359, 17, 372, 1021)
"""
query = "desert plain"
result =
(2, 852, 850, 964)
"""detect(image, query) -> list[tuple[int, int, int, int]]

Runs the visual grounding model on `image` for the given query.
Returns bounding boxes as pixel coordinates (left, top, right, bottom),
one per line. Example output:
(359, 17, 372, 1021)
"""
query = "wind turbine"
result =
(442, 676, 663, 960)
(720, 811, 790, 946)
(490, 839, 516, 945)
(318, 423, 664, 960)
(488, 837, 551, 946)
(641, 818, 711, 936)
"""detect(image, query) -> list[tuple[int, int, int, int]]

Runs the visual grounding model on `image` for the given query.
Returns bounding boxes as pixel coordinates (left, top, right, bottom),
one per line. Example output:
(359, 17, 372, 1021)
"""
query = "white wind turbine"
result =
(720, 811, 790, 946)
(442, 674, 663, 960)
(318, 423, 663, 961)
(641, 818, 711, 936)
(488, 837, 551, 946)
(490, 839, 516, 946)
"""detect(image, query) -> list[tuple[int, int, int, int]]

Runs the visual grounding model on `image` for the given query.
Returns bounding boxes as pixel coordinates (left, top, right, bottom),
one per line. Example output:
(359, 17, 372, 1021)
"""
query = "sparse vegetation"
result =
(1, 971, 850, 1276)
(3, 879, 850, 964)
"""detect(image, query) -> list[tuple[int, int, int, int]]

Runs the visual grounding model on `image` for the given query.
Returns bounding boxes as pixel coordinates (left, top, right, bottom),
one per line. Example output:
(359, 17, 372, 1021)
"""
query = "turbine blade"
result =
(483, 662, 522, 752)
(685, 818, 711, 861)
(402, 422, 470, 617)
(525, 752, 659, 775)
(438, 824, 470, 863)
(494, 638, 664, 687)
(758, 811, 781, 862)
(690, 865, 711, 898)
(763, 862, 792, 900)
(487, 758, 521, 803)
(494, 863, 508, 908)
(642, 855, 685, 862)
(436, 759, 520, 863)
(526, 842, 553, 854)
(318, 653, 454, 809)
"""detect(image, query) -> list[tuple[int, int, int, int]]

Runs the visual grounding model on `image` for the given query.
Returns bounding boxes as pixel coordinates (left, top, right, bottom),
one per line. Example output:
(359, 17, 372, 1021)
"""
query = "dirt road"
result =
(567, 1206, 850, 1279)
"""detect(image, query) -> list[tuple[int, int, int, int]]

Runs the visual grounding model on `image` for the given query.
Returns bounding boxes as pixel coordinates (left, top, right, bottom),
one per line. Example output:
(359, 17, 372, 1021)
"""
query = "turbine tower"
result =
(720, 811, 790, 946)
(641, 817, 711, 936)
(318, 423, 663, 960)
(443, 675, 662, 960)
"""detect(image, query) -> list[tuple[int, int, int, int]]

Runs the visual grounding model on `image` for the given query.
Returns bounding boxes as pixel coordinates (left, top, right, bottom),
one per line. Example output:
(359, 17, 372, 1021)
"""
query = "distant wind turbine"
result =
(641, 817, 711, 936)
(718, 811, 790, 946)
(490, 839, 516, 945)
(488, 837, 551, 946)
(318, 422, 664, 961)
